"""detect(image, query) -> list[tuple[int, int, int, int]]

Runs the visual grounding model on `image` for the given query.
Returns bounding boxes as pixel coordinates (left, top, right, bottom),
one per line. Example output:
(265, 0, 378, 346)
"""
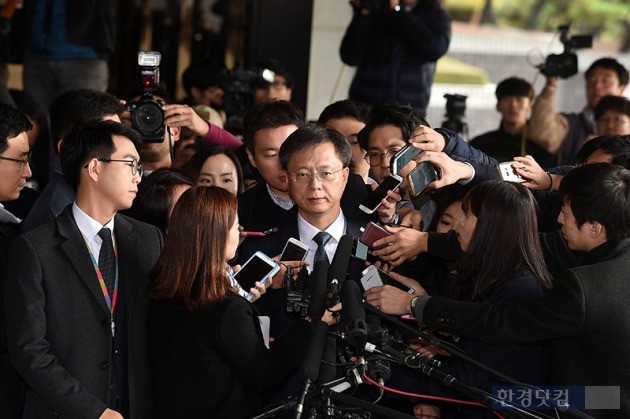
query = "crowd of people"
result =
(1, 1, 630, 418)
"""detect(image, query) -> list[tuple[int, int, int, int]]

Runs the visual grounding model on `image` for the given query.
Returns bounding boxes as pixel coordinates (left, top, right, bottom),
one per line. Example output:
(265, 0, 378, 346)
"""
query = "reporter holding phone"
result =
(147, 187, 338, 418)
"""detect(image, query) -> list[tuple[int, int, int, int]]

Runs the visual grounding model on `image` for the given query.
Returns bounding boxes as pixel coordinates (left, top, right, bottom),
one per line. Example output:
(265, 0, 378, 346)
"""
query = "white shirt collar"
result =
(297, 210, 347, 272)
(72, 202, 115, 260)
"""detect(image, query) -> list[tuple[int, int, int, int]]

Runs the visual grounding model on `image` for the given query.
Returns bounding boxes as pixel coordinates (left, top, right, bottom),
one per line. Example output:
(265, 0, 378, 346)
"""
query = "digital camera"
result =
(126, 51, 165, 142)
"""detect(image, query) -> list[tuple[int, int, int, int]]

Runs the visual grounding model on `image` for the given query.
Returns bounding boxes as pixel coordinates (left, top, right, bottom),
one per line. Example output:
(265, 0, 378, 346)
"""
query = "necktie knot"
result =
(98, 227, 112, 243)
(313, 231, 332, 264)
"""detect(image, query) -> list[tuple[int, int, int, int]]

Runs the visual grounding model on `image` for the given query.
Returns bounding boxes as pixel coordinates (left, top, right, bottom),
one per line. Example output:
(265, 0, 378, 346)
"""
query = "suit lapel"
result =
(112, 215, 138, 313)
(57, 209, 110, 317)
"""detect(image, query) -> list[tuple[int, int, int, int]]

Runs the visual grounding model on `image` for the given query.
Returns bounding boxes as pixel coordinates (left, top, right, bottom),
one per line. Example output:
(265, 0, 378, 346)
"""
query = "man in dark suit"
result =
(0, 104, 33, 418)
(367, 163, 630, 418)
(5, 121, 164, 419)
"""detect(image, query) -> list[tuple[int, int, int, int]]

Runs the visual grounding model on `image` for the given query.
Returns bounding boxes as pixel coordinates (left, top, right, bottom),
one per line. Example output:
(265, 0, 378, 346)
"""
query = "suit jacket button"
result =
(100, 362, 110, 369)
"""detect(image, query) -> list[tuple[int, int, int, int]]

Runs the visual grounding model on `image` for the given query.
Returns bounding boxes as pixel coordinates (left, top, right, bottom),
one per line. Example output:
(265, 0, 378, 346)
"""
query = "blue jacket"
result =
(340, 0, 451, 114)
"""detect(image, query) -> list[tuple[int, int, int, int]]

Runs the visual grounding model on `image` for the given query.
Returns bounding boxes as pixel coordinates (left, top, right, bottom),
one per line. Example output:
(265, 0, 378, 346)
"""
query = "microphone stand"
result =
(363, 303, 593, 419)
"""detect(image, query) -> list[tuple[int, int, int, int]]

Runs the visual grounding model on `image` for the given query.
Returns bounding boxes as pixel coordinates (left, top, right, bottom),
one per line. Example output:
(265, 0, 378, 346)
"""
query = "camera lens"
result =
(132, 100, 164, 134)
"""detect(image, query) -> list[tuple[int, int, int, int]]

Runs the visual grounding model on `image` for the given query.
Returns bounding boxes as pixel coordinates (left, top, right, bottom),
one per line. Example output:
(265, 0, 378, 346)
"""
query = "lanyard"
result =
(84, 236, 119, 337)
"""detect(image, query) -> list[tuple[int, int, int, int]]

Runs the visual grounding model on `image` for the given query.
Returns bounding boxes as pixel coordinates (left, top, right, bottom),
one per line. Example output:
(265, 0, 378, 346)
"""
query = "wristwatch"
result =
(411, 296, 419, 312)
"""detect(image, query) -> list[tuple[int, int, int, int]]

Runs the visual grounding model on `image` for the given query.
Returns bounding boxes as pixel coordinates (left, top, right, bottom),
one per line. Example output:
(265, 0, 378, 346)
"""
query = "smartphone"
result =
(390, 144, 422, 175)
(498, 161, 525, 183)
(234, 251, 280, 300)
(359, 174, 403, 214)
(360, 222, 391, 249)
(360, 265, 415, 294)
(280, 237, 309, 262)
(407, 161, 438, 197)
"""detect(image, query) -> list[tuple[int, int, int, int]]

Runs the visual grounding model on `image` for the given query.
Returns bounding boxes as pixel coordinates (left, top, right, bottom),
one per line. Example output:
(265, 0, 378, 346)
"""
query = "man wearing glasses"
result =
(0, 103, 33, 419)
(5, 120, 163, 419)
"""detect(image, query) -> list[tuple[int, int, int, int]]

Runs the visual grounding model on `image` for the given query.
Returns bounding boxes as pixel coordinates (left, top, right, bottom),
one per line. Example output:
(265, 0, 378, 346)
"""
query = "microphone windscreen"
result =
(328, 235, 354, 287)
(307, 260, 329, 320)
(341, 280, 366, 328)
(301, 319, 329, 381)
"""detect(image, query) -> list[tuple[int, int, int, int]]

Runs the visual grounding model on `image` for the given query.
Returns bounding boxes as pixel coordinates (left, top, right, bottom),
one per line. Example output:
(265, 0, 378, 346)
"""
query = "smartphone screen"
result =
(359, 174, 402, 214)
(280, 239, 309, 262)
(391, 145, 422, 175)
(408, 161, 437, 197)
(234, 252, 280, 292)
(498, 162, 525, 183)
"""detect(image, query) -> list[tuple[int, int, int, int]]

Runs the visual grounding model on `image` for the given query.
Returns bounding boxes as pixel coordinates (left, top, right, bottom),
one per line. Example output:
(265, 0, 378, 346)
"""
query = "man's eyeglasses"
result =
(0, 153, 31, 172)
(289, 168, 344, 184)
(364, 149, 401, 167)
(96, 158, 143, 177)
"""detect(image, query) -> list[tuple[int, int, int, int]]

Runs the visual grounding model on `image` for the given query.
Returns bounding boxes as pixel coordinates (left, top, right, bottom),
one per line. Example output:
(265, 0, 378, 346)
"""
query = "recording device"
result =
(341, 281, 368, 358)
(126, 51, 166, 142)
(234, 251, 280, 300)
(441, 93, 469, 140)
(359, 174, 402, 214)
(390, 145, 421, 176)
(498, 161, 526, 183)
(359, 222, 391, 249)
(407, 161, 438, 197)
(360, 265, 415, 294)
(539, 25, 593, 79)
(280, 238, 309, 262)
(223, 65, 275, 135)
(326, 235, 354, 306)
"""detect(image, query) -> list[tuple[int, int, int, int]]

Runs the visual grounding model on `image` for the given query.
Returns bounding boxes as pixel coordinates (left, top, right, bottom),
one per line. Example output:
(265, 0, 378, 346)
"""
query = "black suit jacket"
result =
(421, 238, 630, 419)
(4, 207, 163, 419)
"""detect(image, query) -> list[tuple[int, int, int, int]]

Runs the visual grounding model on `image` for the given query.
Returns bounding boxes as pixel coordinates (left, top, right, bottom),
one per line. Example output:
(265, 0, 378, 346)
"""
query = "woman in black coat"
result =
(148, 186, 337, 418)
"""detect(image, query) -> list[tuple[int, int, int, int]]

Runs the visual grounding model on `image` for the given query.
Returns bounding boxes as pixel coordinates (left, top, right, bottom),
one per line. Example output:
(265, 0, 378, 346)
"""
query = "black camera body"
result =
(540, 25, 593, 79)
(126, 51, 165, 142)
(223, 66, 275, 135)
(441, 93, 469, 140)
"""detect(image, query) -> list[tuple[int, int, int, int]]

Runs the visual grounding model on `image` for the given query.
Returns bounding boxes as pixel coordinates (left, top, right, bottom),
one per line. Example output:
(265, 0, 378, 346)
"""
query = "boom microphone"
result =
(327, 235, 354, 304)
(295, 319, 329, 419)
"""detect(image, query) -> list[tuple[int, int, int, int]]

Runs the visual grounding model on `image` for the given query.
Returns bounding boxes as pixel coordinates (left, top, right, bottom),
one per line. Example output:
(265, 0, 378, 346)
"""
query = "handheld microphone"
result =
(340, 280, 368, 357)
(327, 235, 354, 305)
(307, 260, 329, 320)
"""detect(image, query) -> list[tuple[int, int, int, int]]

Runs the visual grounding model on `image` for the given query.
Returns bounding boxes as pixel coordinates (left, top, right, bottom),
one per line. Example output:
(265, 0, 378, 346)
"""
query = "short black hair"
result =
(242, 100, 305, 153)
(585, 58, 629, 86)
(60, 120, 142, 191)
(0, 103, 33, 154)
(123, 168, 193, 234)
(50, 89, 124, 146)
(358, 103, 429, 151)
(495, 77, 533, 100)
(254, 59, 294, 89)
(559, 163, 630, 243)
(182, 62, 224, 96)
(279, 124, 351, 171)
(574, 135, 630, 169)
(594, 95, 630, 121)
(317, 99, 371, 125)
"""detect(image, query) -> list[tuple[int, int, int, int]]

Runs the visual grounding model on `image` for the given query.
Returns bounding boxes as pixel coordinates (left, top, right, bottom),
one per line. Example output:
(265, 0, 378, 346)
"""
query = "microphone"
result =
(307, 260, 329, 320)
(340, 280, 368, 357)
(327, 235, 354, 304)
(295, 319, 329, 419)
(296, 261, 330, 418)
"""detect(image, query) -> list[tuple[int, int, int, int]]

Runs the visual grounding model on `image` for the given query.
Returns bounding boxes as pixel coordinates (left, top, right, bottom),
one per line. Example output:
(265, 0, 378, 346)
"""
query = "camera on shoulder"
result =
(126, 51, 166, 142)
(539, 25, 592, 79)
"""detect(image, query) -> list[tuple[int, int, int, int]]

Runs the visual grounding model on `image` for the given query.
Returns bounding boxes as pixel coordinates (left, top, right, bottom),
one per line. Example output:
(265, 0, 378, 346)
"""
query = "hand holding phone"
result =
(390, 144, 422, 175)
(360, 222, 392, 249)
(360, 265, 415, 294)
(407, 161, 438, 197)
(359, 174, 402, 214)
(499, 161, 526, 183)
(279, 238, 309, 262)
(234, 251, 280, 300)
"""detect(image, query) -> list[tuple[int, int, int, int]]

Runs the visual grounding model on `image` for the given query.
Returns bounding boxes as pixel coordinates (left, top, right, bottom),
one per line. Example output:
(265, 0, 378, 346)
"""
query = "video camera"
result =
(223, 66, 275, 135)
(441, 93, 469, 140)
(539, 25, 593, 79)
(126, 51, 165, 142)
